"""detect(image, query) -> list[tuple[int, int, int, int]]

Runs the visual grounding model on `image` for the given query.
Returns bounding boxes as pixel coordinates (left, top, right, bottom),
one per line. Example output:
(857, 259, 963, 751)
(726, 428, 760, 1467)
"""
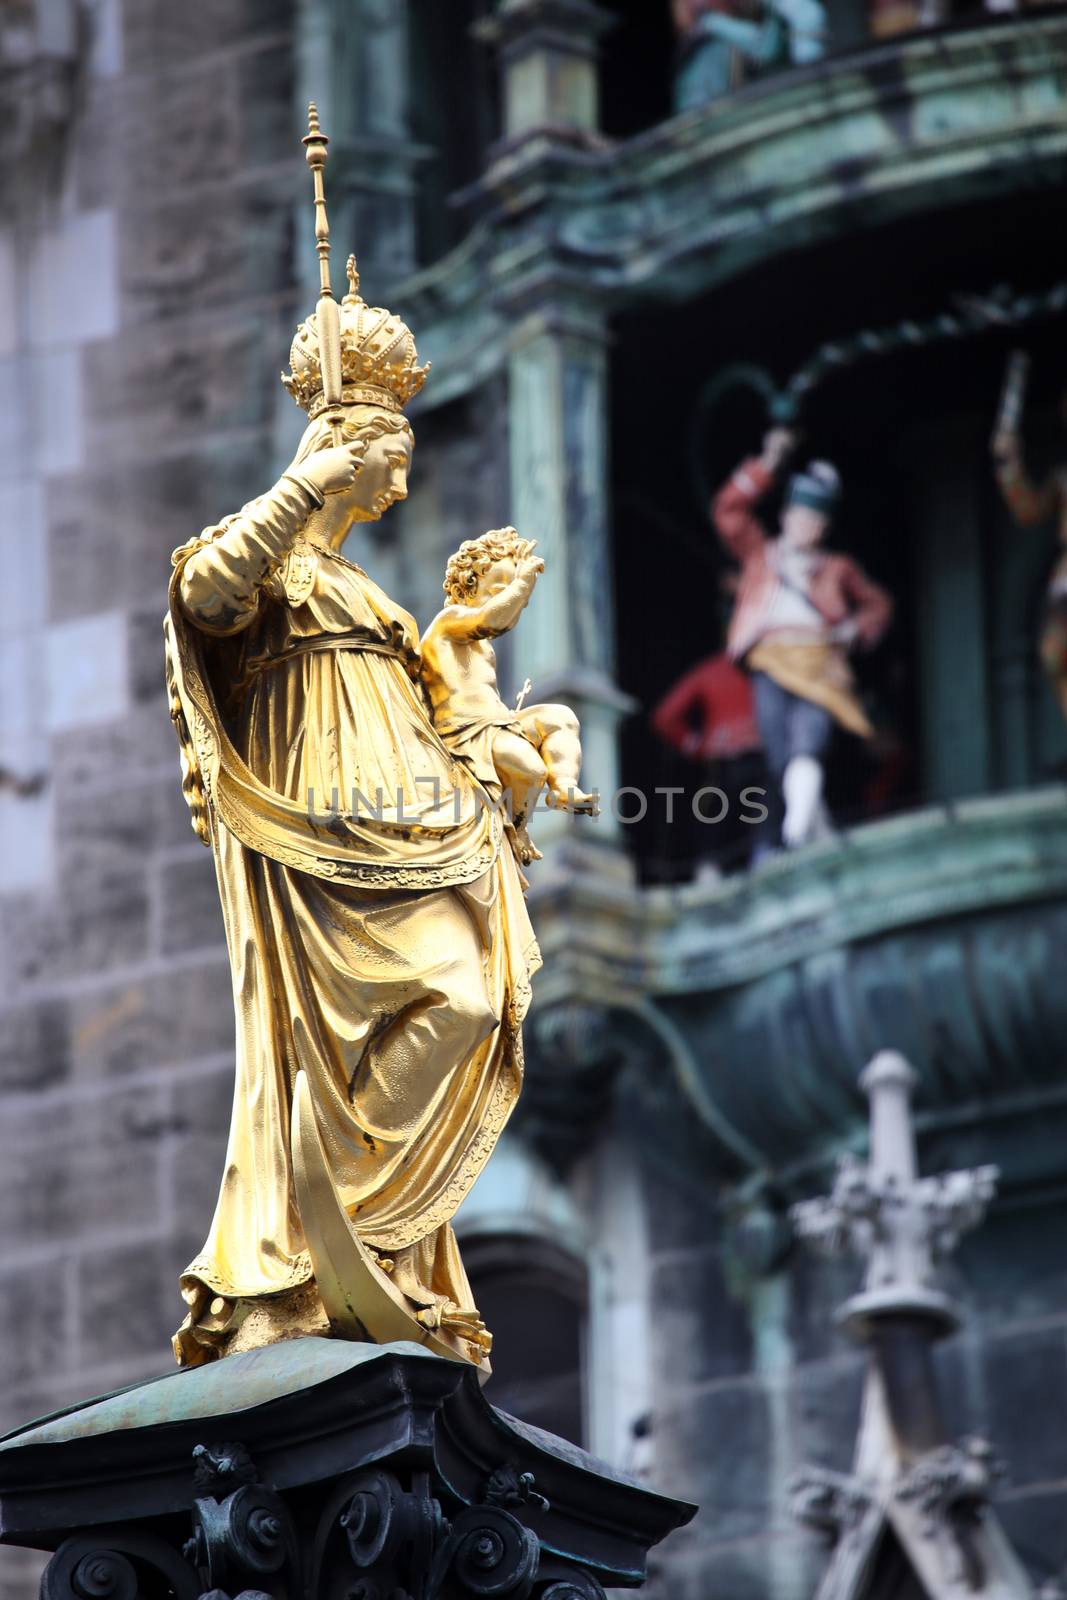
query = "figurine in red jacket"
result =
(712, 428, 893, 849)
(651, 650, 760, 761)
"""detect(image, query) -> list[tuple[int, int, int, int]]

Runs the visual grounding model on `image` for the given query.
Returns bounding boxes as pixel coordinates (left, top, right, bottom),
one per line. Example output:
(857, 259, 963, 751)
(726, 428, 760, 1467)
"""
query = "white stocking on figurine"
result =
(781, 754, 825, 848)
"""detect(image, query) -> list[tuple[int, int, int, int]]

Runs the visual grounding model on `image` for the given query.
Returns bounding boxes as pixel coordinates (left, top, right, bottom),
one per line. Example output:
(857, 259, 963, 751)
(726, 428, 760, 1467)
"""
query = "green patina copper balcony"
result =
(402, 12, 1067, 394)
(527, 787, 1067, 1191)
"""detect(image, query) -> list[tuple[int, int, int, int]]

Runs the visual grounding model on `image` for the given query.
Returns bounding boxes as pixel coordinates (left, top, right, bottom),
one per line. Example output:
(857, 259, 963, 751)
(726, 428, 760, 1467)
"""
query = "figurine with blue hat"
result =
(711, 428, 894, 852)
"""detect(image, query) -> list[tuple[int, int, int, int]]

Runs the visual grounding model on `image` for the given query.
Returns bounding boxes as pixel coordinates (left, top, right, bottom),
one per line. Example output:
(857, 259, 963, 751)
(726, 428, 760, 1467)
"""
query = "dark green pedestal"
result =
(0, 1338, 694, 1599)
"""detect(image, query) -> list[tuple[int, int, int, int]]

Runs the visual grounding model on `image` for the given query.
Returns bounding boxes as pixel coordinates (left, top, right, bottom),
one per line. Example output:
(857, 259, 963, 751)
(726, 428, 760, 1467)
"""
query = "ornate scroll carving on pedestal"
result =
(183, 1442, 298, 1599)
(40, 1529, 200, 1600)
(305, 1457, 606, 1600)
(483, 1466, 550, 1514)
(39, 1448, 606, 1600)
(196, 1590, 272, 1600)
(536, 1578, 608, 1600)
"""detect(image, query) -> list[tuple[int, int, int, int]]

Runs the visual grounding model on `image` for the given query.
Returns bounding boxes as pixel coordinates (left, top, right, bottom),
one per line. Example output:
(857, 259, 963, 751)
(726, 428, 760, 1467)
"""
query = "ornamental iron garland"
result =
(772, 280, 1067, 423)
(689, 278, 1067, 512)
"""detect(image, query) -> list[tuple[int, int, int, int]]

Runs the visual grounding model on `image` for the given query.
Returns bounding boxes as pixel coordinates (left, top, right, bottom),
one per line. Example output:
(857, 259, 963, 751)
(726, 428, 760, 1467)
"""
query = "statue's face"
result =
(469, 555, 517, 603)
(346, 427, 413, 525)
(781, 504, 828, 551)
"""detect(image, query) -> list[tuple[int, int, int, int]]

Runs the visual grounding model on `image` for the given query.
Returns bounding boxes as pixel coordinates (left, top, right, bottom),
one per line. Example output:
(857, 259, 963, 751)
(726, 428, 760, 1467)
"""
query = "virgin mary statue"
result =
(164, 249, 540, 1373)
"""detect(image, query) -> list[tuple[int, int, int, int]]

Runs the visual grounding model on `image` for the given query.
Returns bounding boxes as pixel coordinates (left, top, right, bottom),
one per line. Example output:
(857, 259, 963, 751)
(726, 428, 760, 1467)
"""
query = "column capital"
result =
(504, 290, 613, 349)
(474, 0, 614, 143)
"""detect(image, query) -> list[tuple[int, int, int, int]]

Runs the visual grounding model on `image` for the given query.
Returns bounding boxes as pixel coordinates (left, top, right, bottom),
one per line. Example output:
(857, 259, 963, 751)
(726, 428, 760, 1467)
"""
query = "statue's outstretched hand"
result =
(292, 441, 368, 497)
(516, 538, 544, 583)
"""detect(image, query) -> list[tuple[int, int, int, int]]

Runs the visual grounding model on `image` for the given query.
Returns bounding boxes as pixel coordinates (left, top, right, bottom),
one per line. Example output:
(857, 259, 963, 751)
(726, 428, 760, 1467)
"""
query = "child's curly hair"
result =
(443, 527, 523, 604)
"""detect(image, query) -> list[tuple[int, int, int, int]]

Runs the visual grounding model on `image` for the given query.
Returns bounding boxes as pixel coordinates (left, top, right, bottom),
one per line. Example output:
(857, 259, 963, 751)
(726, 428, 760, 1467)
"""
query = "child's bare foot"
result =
(547, 785, 599, 816)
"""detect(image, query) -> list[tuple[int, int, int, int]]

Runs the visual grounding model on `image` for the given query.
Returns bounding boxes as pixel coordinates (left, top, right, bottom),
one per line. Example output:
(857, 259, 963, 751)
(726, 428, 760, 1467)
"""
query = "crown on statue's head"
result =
(281, 254, 429, 419)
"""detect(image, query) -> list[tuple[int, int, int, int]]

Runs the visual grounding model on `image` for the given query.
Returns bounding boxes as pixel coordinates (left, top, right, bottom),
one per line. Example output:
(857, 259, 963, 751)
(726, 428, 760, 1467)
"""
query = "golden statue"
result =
(164, 107, 584, 1375)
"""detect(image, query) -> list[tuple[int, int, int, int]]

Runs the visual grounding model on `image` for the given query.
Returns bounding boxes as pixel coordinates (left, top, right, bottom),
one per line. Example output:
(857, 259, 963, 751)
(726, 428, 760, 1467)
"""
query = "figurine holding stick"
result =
(711, 429, 893, 850)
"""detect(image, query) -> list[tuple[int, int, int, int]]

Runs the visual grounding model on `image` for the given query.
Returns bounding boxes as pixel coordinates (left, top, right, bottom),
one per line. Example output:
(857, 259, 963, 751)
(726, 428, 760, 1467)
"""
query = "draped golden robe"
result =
(165, 475, 540, 1362)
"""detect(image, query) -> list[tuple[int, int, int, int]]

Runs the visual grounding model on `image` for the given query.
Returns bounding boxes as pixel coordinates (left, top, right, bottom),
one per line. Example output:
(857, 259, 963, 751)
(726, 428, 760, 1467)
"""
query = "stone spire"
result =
(790, 1053, 1033, 1600)
(793, 1052, 998, 1342)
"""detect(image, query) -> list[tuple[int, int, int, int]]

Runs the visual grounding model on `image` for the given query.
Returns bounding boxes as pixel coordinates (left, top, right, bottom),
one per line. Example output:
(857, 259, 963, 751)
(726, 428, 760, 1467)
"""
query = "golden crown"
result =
(281, 105, 429, 426)
(282, 255, 429, 417)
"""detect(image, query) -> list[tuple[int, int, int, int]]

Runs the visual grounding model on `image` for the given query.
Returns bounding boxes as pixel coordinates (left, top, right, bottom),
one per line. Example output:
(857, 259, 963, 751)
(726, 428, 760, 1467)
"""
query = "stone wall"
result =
(0, 4, 299, 1593)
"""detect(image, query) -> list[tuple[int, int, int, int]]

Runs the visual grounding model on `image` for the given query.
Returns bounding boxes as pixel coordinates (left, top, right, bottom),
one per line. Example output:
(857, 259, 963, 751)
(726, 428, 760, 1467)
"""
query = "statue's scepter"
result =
(302, 102, 344, 447)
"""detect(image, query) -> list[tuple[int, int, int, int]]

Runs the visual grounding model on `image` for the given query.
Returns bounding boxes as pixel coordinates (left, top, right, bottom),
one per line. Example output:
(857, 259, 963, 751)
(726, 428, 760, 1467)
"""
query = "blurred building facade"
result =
(3, 1, 1067, 1597)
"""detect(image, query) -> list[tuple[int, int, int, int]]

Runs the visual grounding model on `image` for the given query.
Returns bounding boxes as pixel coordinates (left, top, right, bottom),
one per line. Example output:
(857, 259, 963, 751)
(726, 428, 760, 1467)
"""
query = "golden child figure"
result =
(421, 528, 596, 865)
